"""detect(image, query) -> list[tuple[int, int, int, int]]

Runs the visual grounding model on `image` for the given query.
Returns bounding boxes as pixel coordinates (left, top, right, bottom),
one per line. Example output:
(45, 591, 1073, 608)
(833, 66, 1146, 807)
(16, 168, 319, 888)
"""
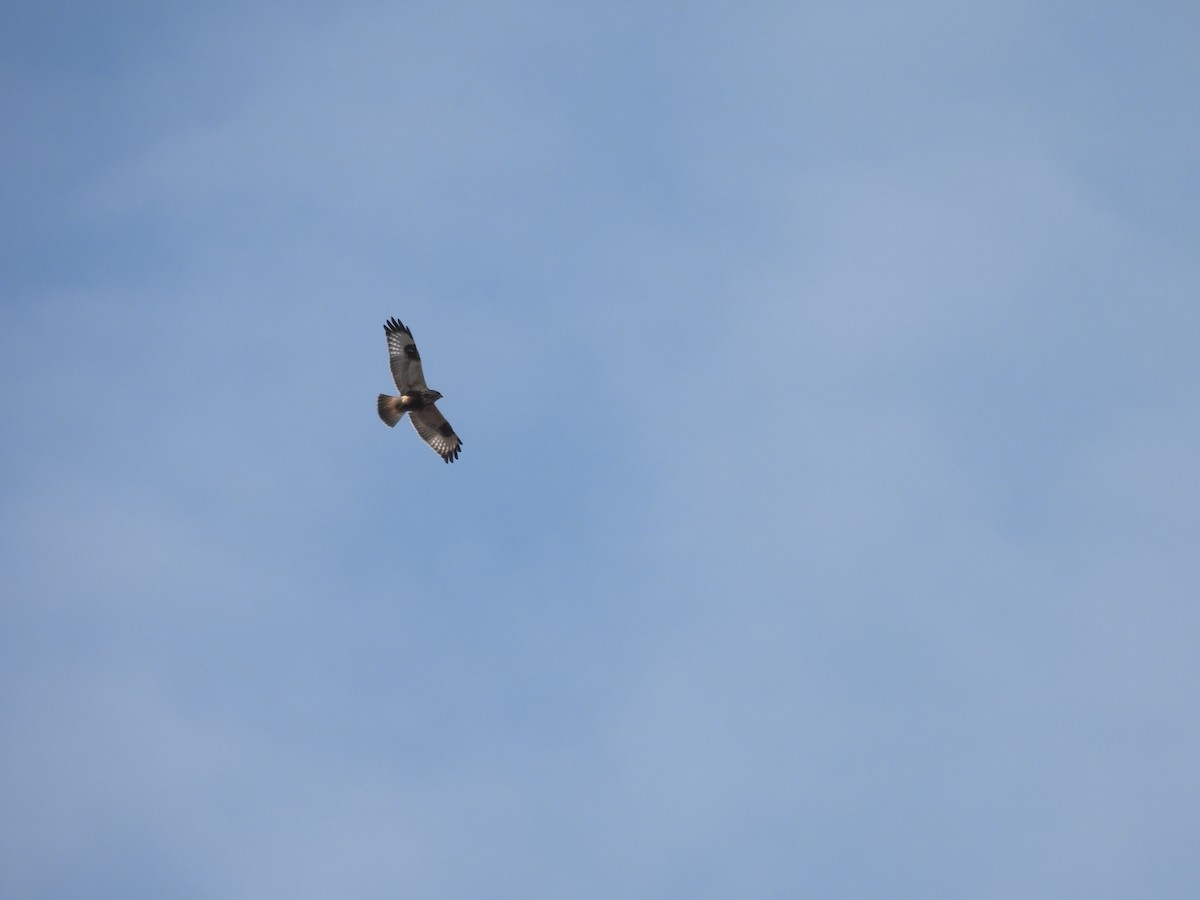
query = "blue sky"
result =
(2, 1, 1199, 896)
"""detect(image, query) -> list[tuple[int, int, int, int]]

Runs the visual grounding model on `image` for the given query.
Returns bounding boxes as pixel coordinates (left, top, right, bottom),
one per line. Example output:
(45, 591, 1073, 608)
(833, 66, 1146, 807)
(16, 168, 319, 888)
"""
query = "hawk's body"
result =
(377, 318, 462, 463)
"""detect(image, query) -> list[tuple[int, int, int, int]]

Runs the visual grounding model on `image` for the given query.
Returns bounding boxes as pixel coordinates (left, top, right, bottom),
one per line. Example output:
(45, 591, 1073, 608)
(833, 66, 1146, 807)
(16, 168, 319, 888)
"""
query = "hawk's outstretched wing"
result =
(384, 318, 428, 392)
(410, 405, 462, 463)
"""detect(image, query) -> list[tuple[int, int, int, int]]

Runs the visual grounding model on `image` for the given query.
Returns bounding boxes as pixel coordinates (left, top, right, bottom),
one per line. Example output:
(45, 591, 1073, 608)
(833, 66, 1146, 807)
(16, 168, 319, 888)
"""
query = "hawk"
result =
(377, 317, 463, 463)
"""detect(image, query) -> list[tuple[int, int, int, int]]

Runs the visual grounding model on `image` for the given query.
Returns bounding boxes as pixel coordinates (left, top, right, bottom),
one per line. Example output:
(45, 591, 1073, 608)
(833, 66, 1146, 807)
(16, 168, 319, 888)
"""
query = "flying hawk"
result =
(377, 317, 462, 463)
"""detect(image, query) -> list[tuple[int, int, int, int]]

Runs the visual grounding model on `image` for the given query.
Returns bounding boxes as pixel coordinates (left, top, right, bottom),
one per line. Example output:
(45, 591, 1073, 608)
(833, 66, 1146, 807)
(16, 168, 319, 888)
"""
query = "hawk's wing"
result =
(410, 404, 463, 463)
(384, 318, 428, 392)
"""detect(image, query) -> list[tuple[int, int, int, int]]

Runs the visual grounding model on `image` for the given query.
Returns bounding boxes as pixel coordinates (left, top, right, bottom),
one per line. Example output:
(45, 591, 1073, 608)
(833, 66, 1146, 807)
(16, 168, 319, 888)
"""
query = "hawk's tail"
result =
(377, 394, 405, 427)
